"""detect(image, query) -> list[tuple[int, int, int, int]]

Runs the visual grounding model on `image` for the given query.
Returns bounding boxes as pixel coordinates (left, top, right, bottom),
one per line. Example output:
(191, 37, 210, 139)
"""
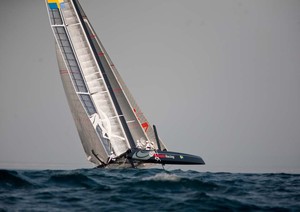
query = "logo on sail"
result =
(133, 108, 149, 132)
(47, 0, 65, 9)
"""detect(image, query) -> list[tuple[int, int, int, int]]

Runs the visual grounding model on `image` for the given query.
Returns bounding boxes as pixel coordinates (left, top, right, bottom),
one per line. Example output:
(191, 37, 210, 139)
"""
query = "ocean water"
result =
(0, 169, 299, 211)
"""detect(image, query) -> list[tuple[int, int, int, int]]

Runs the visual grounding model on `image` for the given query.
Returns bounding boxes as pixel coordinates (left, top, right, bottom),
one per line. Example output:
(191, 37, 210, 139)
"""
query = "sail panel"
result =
(79, 94, 97, 115)
(96, 125, 111, 155)
(52, 26, 87, 93)
(48, 7, 63, 25)
(56, 44, 109, 165)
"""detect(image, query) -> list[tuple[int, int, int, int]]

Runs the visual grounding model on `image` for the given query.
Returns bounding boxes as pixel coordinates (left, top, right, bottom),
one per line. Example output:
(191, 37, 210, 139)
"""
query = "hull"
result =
(129, 150, 205, 165)
(99, 149, 205, 168)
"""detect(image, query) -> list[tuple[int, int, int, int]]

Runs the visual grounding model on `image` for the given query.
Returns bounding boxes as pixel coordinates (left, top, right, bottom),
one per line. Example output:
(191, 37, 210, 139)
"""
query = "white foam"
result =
(142, 173, 181, 182)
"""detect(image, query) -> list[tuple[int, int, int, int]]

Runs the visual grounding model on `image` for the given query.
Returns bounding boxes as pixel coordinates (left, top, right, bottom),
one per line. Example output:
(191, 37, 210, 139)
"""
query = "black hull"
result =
(128, 150, 205, 165)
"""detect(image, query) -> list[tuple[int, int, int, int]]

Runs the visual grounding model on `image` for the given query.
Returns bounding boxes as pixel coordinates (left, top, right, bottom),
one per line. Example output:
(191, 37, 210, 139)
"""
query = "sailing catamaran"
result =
(45, 0, 205, 168)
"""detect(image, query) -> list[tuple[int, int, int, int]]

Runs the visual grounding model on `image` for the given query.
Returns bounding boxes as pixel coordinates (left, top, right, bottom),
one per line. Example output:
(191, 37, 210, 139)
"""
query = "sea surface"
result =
(0, 168, 299, 211)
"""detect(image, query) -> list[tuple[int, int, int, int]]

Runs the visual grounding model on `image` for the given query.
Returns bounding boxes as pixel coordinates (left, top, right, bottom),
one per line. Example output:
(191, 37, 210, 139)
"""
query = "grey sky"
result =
(0, 0, 299, 173)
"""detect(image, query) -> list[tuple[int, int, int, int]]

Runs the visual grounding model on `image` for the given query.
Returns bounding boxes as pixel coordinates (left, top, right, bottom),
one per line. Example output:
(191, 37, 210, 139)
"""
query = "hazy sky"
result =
(0, 0, 299, 173)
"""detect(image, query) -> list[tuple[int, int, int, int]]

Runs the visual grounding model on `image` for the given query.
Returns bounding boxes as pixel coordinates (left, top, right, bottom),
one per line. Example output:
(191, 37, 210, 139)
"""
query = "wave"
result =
(49, 172, 97, 188)
(0, 170, 35, 188)
(0, 169, 299, 211)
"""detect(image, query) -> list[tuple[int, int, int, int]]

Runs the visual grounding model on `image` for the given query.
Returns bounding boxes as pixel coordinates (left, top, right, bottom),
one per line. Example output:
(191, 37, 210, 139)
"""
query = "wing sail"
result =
(46, 0, 131, 165)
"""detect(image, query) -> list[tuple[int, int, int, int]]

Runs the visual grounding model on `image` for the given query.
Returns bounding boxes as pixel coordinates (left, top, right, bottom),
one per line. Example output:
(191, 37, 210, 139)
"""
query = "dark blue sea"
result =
(0, 168, 299, 211)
